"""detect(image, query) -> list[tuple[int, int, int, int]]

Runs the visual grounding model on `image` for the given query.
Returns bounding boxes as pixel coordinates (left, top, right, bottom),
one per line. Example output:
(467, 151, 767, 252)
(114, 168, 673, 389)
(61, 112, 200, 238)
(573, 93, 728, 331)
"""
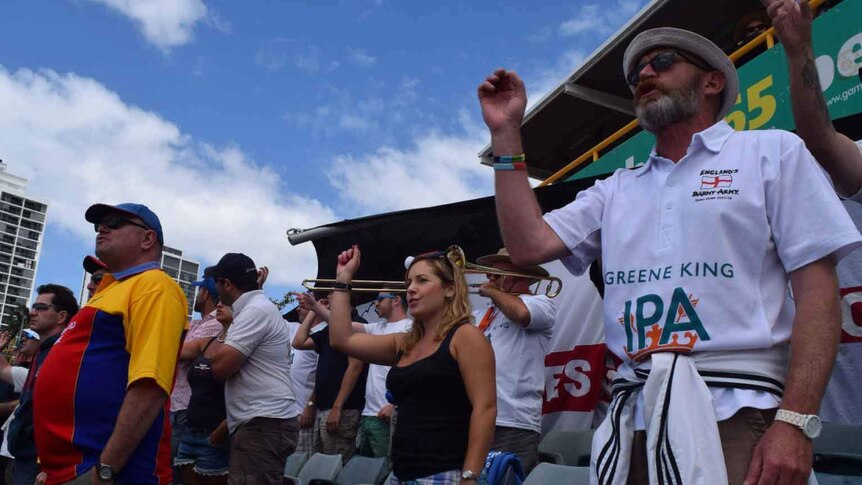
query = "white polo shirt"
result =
(224, 290, 298, 432)
(474, 294, 556, 433)
(287, 321, 324, 415)
(544, 121, 862, 422)
(361, 318, 412, 417)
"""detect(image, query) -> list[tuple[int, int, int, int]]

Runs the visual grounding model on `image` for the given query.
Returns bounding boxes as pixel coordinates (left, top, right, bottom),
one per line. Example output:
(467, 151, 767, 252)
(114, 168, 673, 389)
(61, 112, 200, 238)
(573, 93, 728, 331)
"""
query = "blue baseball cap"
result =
(191, 266, 218, 299)
(85, 203, 164, 244)
(21, 329, 40, 341)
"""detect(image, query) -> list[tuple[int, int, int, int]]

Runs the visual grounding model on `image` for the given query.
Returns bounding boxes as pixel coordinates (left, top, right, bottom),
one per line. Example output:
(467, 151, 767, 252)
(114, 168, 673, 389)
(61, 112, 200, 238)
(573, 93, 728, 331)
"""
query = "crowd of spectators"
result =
(0, 2, 860, 484)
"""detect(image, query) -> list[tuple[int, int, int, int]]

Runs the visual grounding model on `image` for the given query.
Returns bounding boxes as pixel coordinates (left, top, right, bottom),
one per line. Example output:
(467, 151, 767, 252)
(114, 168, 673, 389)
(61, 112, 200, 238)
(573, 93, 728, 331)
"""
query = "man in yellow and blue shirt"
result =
(35, 203, 187, 485)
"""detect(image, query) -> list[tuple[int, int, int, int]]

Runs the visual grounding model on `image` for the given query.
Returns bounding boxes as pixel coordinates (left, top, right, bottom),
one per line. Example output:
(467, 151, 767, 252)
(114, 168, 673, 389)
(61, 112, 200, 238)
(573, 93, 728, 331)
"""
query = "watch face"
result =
(804, 415, 822, 439)
(98, 466, 112, 481)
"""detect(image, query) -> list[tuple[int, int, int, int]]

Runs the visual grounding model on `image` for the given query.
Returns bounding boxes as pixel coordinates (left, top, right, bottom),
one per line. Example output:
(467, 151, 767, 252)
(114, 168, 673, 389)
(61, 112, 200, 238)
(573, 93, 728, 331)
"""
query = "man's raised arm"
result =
(478, 69, 570, 267)
(765, 0, 862, 195)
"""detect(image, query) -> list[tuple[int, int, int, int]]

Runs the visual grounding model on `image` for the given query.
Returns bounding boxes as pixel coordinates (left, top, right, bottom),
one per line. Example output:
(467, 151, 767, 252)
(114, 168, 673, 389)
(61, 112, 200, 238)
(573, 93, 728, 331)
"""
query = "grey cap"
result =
(623, 27, 739, 120)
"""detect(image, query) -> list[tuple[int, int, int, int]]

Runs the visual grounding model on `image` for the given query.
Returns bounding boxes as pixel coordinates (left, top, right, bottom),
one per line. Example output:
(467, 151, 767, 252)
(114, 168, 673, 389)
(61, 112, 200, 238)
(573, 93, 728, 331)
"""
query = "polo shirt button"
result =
(667, 180, 675, 187)
(666, 202, 673, 209)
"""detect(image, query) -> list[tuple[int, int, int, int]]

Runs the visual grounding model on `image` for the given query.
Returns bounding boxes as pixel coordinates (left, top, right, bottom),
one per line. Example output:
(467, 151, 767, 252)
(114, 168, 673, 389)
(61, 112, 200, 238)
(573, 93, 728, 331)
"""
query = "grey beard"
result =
(635, 84, 701, 133)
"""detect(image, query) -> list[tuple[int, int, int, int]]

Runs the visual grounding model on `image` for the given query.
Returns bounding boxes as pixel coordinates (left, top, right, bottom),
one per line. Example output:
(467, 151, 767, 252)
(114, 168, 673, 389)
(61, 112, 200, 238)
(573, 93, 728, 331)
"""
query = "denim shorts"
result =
(174, 428, 230, 476)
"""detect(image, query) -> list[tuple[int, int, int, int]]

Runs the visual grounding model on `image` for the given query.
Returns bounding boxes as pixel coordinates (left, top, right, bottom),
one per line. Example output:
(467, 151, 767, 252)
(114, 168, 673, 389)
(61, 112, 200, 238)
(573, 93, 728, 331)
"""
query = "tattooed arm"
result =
(765, 0, 862, 195)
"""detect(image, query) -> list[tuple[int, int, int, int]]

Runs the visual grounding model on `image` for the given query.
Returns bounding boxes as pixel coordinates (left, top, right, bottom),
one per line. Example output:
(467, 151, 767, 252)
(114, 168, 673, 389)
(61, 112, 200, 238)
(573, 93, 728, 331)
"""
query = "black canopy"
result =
(288, 176, 602, 304)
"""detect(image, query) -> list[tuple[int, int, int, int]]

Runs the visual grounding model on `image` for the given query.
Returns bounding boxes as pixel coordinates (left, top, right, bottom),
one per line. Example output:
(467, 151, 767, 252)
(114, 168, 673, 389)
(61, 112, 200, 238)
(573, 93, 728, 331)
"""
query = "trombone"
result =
(301, 245, 563, 298)
(449, 247, 563, 298)
(301, 279, 406, 293)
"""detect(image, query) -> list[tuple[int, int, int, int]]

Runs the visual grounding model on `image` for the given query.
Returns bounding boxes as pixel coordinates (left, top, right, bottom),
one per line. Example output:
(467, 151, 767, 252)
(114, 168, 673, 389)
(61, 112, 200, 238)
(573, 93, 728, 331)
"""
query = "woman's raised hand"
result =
(336, 245, 361, 281)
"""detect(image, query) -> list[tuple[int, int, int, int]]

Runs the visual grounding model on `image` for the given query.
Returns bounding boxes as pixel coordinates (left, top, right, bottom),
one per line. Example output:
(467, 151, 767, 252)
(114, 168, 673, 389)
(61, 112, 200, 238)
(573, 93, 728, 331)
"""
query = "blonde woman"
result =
(327, 246, 495, 484)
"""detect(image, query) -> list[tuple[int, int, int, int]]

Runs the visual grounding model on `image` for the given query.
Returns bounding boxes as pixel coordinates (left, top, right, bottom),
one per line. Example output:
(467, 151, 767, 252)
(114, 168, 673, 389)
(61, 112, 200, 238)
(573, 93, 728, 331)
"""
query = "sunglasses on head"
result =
(626, 50, 712, 87)
(94, 215, 151, 233)
(411, 246, 465, 269)
(375, 293, 396, 302)
(31, 302, 55, 311)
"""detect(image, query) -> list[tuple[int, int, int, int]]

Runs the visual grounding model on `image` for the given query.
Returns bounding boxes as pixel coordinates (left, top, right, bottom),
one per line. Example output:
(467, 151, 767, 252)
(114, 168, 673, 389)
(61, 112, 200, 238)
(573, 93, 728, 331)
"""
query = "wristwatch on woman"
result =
(461, 470, 477, 481)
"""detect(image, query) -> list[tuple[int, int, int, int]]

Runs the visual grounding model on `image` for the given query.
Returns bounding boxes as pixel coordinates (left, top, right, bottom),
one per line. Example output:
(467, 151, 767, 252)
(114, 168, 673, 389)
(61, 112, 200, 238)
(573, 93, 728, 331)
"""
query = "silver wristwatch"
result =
(774, 409, 822, 439)
(461, 470, 477, 481)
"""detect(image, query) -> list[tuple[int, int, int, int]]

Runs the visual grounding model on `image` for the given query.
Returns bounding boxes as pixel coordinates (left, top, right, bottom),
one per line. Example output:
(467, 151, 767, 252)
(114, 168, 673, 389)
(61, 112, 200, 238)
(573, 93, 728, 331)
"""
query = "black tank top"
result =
(386, 324, 472, 480)
(187, 337, 227, 430)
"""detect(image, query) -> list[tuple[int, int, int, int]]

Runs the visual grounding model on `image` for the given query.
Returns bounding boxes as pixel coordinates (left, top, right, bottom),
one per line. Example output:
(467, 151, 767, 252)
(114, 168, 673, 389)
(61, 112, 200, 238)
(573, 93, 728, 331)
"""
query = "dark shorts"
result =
(227, 417, 299, 485)
(175, 429, 229, 476)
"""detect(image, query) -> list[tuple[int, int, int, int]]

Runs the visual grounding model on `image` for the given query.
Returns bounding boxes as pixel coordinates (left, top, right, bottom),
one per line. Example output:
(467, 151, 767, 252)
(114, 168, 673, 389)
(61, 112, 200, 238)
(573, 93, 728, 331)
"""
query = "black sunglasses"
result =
(31, 302, 56, 311)
(91, 273, 105, 284)
(94, 215, 151, 233)
(626, 50, 713, 87)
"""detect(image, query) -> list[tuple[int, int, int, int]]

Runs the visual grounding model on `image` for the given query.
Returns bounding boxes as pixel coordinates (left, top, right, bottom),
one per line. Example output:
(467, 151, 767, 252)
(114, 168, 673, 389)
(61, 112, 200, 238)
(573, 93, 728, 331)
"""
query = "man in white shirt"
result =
(474, 248, 555, 472)
(359, 291, 412, 458)
(478, 26, 861, 484)
(286, 297, 326, 454)
(764, 0, 862, 426)
(211, 253, 298, 485)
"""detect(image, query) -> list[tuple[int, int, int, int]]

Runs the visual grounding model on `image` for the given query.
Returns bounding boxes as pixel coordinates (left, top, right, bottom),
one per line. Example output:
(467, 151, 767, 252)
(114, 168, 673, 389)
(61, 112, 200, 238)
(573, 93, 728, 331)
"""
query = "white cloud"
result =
(326, 112, 493, 215)
(0, 66, 336, 285)
(527, 49, 587, 109)
(255, 38, 293, 72)
(559, 0, 645, 38)
(83, 0, 210, 51)
(347, 48, 378, 68)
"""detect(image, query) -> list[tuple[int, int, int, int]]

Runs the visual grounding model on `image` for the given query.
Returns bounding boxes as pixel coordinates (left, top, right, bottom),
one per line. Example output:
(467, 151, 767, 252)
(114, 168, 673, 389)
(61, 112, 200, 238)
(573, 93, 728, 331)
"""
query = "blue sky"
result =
(0, 0, 647, 308)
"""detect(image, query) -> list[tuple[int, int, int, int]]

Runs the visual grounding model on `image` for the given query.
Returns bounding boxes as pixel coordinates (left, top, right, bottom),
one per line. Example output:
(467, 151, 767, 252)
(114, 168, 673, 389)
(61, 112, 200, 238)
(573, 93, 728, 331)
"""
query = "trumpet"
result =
(301, 245, 562, 298)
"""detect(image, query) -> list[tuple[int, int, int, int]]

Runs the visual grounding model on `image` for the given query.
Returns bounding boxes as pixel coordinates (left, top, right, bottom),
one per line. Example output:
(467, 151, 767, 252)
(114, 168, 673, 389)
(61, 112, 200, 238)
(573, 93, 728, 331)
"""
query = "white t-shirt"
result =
(361, 318, 412, 417)
(224, 290, 298, 432)
(544, 121, 862, 422)
(287, 321, 324, 415)
(474, 295, 556, 433)
(821, 141, 862, 424)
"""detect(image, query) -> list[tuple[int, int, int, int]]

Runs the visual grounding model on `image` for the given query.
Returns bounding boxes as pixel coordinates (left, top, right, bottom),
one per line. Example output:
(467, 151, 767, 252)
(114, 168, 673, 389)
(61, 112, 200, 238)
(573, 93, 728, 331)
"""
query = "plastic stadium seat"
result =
(294, 453, 343, 485)
(285, 452, 310, 478)
(814, 472, 862, 484)
(335, 456, 388, 485)
(523, 463, 590, 485)
(537, 429, 595, 466)
(814, 423, 862, 476)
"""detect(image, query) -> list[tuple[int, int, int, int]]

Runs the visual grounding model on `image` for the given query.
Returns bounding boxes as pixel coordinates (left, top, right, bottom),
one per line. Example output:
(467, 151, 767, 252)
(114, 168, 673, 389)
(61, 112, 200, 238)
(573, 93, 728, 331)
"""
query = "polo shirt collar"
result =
(40, 333, 60, 350)
(112, 261, 161, 281)
(232, 289, 263, 316)
(635, 120, 734, 177)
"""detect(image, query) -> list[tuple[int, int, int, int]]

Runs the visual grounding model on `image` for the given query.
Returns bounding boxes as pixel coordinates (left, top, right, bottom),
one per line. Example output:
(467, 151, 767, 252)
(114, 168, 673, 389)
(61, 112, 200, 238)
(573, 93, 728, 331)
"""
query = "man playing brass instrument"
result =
(474, 248, 556, 472)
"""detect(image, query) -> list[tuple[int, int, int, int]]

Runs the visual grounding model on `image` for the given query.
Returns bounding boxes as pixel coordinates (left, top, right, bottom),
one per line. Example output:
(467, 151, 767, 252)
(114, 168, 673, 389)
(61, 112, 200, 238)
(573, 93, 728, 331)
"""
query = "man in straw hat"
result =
(474, 248, 555, 473)
(478, 24, 861, 484)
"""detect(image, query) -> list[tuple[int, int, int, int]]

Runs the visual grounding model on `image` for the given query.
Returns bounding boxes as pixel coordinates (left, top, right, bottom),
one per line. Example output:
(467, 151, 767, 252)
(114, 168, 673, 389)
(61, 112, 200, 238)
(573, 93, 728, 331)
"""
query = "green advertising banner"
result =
(570, 0, 862, 181)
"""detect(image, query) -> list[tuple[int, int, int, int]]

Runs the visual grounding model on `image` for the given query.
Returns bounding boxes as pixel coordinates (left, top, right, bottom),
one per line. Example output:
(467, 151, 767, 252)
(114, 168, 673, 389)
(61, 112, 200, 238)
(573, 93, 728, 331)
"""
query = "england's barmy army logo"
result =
(692, 168, 740, 200)
(618, 286, 711, 361)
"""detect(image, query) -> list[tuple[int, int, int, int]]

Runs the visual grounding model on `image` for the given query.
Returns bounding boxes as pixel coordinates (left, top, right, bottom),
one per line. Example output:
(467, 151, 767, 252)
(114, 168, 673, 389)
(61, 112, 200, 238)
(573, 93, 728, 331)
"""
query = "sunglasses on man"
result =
(94, 215, 151, 233)
(31, 302, 56, 312)
(626, 50, 713, 87)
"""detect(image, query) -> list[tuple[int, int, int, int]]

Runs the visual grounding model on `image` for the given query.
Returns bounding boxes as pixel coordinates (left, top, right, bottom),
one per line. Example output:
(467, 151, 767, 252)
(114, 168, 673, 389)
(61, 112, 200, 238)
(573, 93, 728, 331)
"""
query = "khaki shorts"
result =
(627, 407, 776, 485)
(227, 417, 299, 485)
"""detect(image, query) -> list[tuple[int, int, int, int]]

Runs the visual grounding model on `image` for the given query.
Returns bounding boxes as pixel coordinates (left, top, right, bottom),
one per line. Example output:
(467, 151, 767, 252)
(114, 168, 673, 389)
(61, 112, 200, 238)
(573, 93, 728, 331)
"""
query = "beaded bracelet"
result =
(493, 162, 527, 171)
(491, 154, 526, 163)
